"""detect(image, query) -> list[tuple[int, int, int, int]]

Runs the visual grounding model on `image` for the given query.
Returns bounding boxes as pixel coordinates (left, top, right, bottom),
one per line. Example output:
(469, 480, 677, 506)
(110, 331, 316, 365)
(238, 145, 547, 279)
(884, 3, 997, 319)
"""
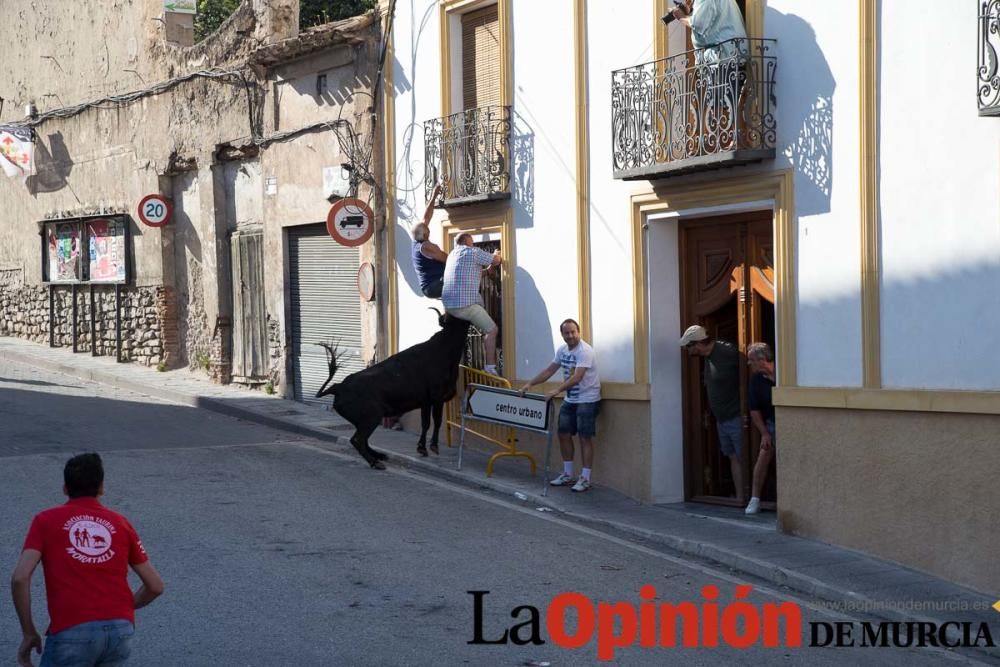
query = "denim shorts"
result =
(716, 417, 743, 459)
(421, 277, 443, 299)
(558, 400, 601, 437)
(41, 619, 134, 667)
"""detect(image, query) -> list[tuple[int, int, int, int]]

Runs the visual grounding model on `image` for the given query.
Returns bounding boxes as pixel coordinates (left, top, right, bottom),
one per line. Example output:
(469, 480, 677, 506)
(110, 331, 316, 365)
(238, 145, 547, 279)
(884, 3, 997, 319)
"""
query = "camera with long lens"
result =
(661, 0, 688, 25)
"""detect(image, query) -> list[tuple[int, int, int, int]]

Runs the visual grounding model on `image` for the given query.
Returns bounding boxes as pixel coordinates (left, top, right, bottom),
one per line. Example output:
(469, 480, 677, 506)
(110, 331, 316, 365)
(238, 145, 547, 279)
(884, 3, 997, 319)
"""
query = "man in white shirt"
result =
(519, 319, 602, 492)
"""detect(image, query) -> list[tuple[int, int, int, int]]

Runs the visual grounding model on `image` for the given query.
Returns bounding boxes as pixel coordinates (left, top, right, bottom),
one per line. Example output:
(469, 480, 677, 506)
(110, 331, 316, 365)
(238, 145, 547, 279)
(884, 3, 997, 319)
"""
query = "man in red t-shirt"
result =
(10, 453, 164, 666)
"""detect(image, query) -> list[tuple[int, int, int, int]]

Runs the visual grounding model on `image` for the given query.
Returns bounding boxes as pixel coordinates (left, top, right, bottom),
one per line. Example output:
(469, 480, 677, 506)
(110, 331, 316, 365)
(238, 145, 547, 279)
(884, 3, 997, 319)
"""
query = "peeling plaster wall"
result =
(260, 42, 381, 395)
(0, 1, 378, 385)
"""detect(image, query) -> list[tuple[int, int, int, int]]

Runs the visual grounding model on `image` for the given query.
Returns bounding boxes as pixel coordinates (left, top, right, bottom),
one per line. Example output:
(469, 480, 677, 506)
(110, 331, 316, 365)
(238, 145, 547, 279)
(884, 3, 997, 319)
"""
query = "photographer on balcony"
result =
(668, 0, 747, 65)
(668, 0, 748, 152)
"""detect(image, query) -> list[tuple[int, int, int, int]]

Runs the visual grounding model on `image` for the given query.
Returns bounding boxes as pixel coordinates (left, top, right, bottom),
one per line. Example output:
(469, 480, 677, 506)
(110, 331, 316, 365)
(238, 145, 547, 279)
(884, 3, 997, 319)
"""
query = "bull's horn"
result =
(428, 306, 443, 317)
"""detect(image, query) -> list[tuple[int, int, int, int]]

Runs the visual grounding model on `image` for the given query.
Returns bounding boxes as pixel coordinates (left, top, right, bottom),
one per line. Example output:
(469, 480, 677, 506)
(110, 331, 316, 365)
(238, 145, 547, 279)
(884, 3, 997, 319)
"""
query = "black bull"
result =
(316, 310, 471, 469)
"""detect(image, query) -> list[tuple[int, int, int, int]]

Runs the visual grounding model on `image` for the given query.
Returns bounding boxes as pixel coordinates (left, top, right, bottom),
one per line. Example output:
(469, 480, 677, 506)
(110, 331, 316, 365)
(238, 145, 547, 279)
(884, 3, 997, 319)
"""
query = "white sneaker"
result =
(745, 497, 761, 515)
(571, 478, 592, 493)
(549, 473, 576, 487)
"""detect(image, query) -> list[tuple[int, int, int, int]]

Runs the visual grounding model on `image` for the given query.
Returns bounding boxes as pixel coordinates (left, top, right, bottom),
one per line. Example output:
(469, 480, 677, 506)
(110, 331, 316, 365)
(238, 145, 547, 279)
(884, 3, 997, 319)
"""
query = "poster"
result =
(86, 218, 126, 283)
(46, 223, 81, 282)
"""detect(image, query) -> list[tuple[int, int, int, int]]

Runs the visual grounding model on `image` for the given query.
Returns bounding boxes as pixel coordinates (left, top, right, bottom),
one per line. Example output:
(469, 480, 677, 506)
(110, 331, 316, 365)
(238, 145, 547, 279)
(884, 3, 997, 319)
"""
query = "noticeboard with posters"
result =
(43, 216, 130, 284)
(44, 222, 82, 283)
(85, 218, 127, 283)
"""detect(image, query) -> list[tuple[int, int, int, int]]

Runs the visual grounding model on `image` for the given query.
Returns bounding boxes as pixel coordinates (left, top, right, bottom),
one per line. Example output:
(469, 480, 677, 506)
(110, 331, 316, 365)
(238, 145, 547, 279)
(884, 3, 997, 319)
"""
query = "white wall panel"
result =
(879, 1, 1000, 390)
(768, 0, 863, 387)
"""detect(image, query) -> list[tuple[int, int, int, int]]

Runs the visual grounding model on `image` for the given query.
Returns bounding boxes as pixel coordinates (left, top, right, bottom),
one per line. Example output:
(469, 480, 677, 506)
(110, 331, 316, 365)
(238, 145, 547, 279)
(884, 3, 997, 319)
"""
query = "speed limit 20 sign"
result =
(137, 194, 173, 227)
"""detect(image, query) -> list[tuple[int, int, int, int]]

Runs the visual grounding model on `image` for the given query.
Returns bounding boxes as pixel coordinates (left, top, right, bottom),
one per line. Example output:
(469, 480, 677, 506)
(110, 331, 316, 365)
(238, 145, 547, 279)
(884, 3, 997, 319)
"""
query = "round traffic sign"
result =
(357, 262, 375, 301)
(326, 197, 374, 247)
(137, 194, 173, 227)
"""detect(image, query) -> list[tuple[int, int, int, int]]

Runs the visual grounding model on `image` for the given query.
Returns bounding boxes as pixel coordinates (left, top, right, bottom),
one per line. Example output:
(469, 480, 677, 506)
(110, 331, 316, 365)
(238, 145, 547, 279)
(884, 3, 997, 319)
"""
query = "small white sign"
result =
(467, 385, 550, 431)
(164, 0, 196, 14)
(265, 177, 277, 195)
(323, 166, 350, 200)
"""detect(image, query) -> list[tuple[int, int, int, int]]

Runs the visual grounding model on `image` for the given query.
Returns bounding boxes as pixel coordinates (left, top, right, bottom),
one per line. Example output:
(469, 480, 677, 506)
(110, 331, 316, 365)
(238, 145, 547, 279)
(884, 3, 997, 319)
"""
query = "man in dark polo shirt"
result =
(680, 324, 744, 504)
(11, 453, 164, 666)
(745, 342, 776, 515)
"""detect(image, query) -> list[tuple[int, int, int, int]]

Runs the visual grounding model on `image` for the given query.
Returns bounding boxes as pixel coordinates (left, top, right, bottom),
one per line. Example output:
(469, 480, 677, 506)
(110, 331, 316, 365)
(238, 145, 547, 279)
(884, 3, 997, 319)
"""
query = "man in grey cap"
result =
(680, 324, 744, 504)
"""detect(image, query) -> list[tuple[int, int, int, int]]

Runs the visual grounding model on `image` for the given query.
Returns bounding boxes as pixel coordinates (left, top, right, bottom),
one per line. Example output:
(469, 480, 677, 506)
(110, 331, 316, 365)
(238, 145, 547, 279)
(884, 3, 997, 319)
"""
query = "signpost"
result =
(137, 194, 173, 227)
(163, 0, 196, 14)
(459, 384, 557, 495)
(326, 197, 374, 247)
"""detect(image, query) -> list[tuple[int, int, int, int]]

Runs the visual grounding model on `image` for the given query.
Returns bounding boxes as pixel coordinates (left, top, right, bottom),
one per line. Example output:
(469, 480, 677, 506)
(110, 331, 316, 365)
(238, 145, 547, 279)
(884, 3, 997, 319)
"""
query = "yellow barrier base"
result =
(445, 365, 539, 478)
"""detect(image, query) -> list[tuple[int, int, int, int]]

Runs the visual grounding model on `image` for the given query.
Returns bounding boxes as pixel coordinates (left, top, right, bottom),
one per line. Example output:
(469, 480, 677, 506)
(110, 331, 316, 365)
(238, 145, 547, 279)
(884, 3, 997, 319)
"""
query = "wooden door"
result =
(230, 230, 268, 384)
(681, 212, 775, 505)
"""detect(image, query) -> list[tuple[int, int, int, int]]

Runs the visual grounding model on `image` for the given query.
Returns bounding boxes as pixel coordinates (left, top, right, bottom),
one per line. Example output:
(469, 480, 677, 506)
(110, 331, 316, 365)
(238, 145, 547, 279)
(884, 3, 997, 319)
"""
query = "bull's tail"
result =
(315, 342, 343, 398)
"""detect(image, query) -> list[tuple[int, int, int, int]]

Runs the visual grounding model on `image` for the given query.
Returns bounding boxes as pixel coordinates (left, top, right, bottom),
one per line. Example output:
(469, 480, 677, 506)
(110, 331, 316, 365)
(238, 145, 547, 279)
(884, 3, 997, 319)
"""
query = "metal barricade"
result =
(445, 365, 537, 477)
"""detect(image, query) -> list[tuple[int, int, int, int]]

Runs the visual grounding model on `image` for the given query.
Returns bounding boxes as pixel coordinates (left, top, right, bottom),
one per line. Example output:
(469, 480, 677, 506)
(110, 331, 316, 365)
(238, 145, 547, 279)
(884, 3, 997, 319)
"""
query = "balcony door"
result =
(680, 211, 776, 506)
(461, 6, 501, 110)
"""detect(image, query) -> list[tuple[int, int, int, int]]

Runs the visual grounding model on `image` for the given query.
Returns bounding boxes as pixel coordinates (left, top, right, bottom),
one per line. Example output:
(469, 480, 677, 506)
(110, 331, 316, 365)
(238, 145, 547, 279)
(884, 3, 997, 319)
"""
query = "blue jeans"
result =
(41, 620, 134, 667)
(558, 401, 601, 437)
(716, 417, 743, 460)
(421, 277, 443, 299)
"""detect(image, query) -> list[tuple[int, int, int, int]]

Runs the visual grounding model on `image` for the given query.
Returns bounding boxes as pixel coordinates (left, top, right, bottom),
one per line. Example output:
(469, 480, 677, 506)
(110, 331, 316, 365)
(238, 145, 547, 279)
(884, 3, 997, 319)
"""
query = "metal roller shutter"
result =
(288, 224, 363, 405)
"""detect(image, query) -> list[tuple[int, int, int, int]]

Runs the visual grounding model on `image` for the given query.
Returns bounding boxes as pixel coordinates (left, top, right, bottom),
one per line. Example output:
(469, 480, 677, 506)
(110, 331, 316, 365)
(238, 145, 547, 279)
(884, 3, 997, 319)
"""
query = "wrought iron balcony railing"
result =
(980, 1, 1000, 115)
(424, 105, 511, 207)
(612, 38, 777, 180)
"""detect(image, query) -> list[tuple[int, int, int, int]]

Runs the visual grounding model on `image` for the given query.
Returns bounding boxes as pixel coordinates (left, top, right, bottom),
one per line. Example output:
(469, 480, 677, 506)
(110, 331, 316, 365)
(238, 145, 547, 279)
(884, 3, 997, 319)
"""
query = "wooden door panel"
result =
(680, 211, 774, 506)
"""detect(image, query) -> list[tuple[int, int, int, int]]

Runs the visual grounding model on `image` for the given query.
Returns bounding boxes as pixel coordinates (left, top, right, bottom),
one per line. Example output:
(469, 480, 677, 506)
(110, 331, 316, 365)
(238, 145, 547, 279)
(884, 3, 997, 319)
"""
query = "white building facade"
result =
(382, 0, 1000, 594)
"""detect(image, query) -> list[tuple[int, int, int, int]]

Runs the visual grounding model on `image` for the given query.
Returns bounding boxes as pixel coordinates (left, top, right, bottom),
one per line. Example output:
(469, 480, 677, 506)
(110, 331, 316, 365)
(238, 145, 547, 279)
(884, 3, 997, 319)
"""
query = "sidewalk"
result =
(3, 336, 998, 660)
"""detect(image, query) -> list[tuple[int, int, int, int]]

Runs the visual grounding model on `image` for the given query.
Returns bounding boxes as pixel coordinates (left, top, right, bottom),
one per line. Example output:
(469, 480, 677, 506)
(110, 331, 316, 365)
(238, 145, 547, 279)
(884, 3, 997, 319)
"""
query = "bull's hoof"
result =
(416, 444, 428, 457)
(429, 443, 439, 455)
(371, 459, 387, 470)
(372, 449, 389, 461)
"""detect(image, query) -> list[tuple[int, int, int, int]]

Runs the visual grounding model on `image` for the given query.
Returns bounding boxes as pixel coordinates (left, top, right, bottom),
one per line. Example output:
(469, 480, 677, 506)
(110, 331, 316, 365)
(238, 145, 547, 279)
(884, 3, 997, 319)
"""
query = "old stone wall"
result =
(0, 2, 381, 389)
(0, 283, 172, 366)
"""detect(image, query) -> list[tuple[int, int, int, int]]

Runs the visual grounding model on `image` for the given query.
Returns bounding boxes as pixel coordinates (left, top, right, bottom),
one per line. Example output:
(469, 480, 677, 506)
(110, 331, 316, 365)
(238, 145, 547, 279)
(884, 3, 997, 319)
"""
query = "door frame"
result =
(679, 211, 774, 504)
(633, 169, 795, 505)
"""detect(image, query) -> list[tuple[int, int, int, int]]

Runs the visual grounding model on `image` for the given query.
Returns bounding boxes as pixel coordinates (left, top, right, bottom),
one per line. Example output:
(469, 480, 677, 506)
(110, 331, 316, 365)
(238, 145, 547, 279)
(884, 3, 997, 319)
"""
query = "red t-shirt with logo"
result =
(22, 497, 149, 635)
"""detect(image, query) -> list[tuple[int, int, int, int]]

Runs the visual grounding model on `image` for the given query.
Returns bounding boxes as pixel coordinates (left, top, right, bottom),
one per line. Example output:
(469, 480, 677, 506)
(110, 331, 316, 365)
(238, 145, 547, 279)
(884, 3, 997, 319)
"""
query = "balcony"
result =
(980, 1, 1000, 116)
(424, 105, 511, 207)
(612, 38, 777, 180)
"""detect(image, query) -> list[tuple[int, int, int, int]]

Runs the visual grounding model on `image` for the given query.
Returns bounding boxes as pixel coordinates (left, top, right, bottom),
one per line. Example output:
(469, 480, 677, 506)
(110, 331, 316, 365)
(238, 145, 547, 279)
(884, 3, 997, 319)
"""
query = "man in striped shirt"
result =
(442, 233, 502, 375)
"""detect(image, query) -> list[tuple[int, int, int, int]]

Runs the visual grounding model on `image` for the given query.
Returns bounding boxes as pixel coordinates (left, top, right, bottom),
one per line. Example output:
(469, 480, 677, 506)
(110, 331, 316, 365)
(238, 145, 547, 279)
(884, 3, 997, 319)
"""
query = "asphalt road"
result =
(0, 358, 992, 666)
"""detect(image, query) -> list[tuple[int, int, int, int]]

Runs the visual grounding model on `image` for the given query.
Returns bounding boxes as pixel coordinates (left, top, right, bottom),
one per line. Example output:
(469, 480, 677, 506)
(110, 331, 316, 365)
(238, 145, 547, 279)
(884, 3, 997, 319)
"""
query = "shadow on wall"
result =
(28, 132, 72, 194)
(395, 220, 423, 298)
(283, 62, 375, 109)
(795, 254, 1000, 389)
(877, 256, 1000, 390)
(389, 1, 428, 228)
(511, 111, 535, 226)
(513, 266, 552, 378)
(768, 8, 834, 217)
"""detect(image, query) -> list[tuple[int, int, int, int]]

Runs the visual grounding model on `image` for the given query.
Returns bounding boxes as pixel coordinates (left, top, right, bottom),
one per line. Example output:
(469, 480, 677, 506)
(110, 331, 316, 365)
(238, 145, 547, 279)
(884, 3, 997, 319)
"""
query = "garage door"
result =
(288, 224, 363, 405)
